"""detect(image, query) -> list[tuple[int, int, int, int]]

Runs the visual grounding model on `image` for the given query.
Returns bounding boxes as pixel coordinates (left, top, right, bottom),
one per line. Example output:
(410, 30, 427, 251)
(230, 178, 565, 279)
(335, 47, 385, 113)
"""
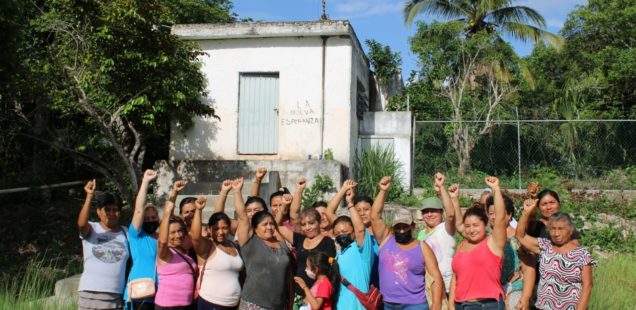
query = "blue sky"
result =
(232, 0, 587, 80)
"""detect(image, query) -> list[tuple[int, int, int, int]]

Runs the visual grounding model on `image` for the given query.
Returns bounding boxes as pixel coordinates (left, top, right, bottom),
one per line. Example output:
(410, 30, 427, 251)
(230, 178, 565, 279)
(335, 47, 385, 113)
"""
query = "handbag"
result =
(341, 277, 383, 310)
(128, 277, 156, 300)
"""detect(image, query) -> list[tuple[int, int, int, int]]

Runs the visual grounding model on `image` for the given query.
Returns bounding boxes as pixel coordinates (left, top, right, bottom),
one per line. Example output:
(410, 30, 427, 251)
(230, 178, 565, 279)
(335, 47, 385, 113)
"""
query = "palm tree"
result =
(404, 0, 561, 45)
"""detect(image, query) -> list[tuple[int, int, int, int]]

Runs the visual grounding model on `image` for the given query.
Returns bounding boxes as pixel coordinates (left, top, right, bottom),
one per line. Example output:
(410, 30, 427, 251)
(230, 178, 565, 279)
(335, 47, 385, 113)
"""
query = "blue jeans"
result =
(454, 298, 505, 310)
(384, 301, 430, 310)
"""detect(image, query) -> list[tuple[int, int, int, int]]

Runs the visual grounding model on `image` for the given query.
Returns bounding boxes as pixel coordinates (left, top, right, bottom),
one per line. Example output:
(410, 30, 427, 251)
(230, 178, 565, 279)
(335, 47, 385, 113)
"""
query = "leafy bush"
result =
(301, 174, 334, 208)
(354, 144, 404, 201)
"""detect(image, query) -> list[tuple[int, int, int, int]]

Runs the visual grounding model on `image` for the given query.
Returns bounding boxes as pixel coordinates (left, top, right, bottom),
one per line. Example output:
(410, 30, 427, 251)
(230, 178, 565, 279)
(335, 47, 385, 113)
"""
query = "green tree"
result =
(0, 0, 234, 202)
(403, 0, 561, 45)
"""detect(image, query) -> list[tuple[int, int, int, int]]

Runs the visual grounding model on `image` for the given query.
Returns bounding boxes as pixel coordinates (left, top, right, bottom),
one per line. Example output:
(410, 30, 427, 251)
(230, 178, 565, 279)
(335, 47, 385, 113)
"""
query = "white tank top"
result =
(198, 247, 244, 306)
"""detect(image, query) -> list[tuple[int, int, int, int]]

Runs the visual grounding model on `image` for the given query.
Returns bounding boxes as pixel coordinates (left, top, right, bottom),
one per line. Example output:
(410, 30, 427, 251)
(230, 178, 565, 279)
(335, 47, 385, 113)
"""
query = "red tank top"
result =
(451, 238, 503, 302)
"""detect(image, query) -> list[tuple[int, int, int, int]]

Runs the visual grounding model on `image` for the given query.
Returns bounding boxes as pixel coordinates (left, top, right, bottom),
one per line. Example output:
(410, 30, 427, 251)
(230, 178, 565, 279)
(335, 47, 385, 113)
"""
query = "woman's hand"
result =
(173, 180, 187, 192)
(523, 198, 538, 214)
(485, 176, 500, 190)
(220, 179, 232, 194)
(448, 183, 459, 199)
(195, 196, 207, 210)
(293, 277, 308, 290)
(282, 193, 293, 206)
(255, 167, 267, 182)
(433, 172, 445, 192)
(231, 177, 244, 193)
(84, 179, 96, 195)
(142, 169, 158, 182)
(378, 176, 391, 192)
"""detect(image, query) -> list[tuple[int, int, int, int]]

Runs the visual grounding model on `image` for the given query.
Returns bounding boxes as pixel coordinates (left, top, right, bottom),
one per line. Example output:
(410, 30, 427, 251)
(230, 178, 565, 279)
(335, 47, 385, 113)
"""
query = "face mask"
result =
(394, 230, 413, 244)
(335, 234, 355, 249)
(142, 221, 160, 234)
(305, 268, 316, 280)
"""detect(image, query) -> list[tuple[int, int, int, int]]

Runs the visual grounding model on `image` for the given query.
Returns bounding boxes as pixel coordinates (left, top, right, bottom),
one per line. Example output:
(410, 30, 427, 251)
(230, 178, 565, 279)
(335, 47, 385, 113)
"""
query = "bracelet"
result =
(347, 204, 355, 209)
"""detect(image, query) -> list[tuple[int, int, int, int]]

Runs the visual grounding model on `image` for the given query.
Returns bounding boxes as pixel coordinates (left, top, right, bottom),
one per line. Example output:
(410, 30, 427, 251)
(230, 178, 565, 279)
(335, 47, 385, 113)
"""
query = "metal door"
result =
(238, 73, 279, 154)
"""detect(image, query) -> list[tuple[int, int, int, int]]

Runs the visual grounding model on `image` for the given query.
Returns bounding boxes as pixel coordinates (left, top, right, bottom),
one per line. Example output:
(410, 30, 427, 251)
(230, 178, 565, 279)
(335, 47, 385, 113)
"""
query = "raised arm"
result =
(434, 172, 456, 236)
(326, 179, 356, 225)
(214, 179, 232, 213)
(158, 200, 175, 262)
(347, 185, 367, 247)
(77, 179, 96, 238)
(516, 199, 540, 254)
(133, 170, 157, 230)
(290, 177, 307, 224)
(192, 196, 212, 257)
(422, 242, 444, 310)
(448, 183, 464, 236)
(486, 176, 507, 256)
(250, 167, 267, 197)
(168, 180, 187, 204)
(275, 193, 294, 243)
(232, 177, 251, 246)
(371, 176, 391, 243)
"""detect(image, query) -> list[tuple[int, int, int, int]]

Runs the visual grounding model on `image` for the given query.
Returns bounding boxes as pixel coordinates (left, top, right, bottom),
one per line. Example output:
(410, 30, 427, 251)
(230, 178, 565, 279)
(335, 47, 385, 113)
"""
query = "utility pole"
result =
(321, 0, 328, 20)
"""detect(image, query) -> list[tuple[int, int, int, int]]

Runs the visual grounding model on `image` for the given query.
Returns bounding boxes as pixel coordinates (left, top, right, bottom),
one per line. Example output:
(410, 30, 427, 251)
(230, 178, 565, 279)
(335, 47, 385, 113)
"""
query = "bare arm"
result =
(349, 194, 366, 247)
(290, 177, 306, 224)
(434, 172, 455, 236)
(214, 179, 232, 214)
(294, 277, 324, 310)
(326, 179, 356, 225)
(486, 176, 507, 256)
(232, 177, 252, 247)
(448, 183, 465, 236)
(422, 242, 444, 310)
(133, 170, 157, 231)
(518, 251, 536, 310)
(250, 167, 267, 197)
(516, 199, 540, 255)
(77, 180, 96, 238)
(157, 200, 175, 262)
(191, 196, 212, 258)
(275, 193, 294, 243)
(168, 180, 187, 204)
(371, 176, 391, 244)
(449, 274, 456, 308)
(577, 265, 593, 310)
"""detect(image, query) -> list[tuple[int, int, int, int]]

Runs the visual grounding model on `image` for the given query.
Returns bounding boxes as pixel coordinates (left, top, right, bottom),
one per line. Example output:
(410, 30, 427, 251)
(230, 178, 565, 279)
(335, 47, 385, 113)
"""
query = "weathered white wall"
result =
(170, 36, 357, 168)
(359, 111, 413, 189)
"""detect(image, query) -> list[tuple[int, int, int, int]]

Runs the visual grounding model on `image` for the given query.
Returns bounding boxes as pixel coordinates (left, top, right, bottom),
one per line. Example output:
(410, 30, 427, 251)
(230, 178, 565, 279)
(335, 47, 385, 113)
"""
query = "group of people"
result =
(76, 168, 595, 310)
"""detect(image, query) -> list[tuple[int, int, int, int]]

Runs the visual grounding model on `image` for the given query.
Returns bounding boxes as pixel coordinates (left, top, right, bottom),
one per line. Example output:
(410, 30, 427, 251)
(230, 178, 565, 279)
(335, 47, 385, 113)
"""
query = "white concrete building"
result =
(170, 20, 412, 189)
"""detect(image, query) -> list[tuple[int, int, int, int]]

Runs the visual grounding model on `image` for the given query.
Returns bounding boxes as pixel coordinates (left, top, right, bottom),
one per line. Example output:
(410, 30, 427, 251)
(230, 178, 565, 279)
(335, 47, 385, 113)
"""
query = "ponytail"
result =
(307, 252, 341, 307)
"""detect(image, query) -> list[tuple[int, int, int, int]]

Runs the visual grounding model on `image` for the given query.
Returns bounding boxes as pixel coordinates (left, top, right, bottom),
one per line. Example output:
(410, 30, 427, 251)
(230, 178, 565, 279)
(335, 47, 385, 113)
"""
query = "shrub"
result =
(354, 144, 404, 201)
(301, 174, 334, 208)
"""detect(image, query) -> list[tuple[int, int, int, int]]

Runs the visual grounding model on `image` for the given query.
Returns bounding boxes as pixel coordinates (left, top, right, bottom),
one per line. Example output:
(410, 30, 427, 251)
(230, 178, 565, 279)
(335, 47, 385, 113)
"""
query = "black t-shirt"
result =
(292, 232, 336, 296)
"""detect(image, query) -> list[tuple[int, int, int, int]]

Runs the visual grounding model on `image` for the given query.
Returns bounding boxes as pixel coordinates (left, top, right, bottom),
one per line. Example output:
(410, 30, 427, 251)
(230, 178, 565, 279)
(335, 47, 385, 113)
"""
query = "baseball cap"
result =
(420, 197, 443, 211)
(392, 208, 414, 226)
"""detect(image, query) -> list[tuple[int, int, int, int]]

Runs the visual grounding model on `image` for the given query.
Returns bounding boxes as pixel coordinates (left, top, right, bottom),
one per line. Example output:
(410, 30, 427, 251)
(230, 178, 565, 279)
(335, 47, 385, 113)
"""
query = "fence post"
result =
(516, 107, 522, 189)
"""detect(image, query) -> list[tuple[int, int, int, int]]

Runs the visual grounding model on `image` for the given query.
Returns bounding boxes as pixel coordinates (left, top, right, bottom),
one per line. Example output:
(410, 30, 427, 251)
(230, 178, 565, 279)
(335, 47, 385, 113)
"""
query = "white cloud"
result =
(332, 0, 404, 19)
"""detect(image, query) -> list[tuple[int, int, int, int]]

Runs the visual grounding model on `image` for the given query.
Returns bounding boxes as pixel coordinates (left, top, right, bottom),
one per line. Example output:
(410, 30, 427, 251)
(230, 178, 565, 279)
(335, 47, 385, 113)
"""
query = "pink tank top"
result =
(451, 238, 503, 302)
(155, 247, 197, 307)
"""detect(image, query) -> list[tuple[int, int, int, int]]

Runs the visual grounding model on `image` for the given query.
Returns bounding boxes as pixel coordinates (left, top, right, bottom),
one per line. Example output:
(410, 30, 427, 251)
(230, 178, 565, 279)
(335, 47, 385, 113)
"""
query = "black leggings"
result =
(197, 297, 238, 310)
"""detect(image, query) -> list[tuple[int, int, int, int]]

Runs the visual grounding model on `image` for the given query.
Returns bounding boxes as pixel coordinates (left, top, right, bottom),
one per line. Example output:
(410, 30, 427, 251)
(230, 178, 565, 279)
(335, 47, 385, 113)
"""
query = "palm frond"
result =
(501, 22, 564, 47)
(404, 0, 467, 26)
(489, 6, 546, 28)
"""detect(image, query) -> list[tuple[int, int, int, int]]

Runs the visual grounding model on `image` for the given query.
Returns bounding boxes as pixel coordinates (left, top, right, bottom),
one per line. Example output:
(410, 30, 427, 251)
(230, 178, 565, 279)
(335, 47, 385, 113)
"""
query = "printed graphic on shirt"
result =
(384, 252, 410, 285)
(93, 235, 127, 263)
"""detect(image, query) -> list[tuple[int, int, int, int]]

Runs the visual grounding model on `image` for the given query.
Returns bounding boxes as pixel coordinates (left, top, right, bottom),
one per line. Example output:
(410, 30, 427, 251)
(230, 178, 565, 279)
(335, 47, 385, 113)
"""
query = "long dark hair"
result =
(463, 206, 488, 225)
(307, 251, 340, 307)
(250, 210, 277, 230)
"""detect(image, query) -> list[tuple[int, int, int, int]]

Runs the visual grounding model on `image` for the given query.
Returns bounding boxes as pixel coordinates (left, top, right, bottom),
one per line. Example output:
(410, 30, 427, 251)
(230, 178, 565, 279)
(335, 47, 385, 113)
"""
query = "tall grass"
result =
(589, 254, 636, 309)
(354, 144, 404, 201)
(0, 256, 77, 309)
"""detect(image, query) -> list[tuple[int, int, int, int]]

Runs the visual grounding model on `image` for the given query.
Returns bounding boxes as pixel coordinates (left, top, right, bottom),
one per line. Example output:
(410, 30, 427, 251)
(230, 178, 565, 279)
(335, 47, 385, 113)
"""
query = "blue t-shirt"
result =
(336, 230, 374, 310)
(123, 223, 158, 302)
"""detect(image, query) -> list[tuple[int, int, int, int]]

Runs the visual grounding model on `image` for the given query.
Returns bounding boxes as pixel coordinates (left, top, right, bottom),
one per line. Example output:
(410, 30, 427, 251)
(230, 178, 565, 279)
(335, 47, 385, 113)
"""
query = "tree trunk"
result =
(453, 125, 474, 177)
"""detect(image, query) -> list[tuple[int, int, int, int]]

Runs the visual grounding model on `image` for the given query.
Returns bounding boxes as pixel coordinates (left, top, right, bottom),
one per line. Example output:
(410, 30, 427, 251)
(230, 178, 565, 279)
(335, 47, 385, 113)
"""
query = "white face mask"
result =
(305, 268, 316, 280)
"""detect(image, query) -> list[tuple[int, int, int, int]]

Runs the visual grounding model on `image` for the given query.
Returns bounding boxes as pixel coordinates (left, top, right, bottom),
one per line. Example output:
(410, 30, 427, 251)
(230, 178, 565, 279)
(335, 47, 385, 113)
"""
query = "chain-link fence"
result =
(413, 120, 636, 190)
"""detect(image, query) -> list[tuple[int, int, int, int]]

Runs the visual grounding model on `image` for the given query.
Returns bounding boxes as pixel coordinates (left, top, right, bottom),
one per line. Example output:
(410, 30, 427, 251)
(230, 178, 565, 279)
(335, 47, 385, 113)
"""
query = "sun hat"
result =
(392, 207, 414, 226)
(420, 197, 443, 211)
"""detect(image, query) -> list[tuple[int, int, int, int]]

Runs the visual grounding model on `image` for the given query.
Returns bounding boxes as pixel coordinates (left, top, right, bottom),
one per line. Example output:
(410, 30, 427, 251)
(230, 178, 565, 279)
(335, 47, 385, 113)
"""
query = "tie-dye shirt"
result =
(535, 238, 596, 310)
(417, 222, 456, 291)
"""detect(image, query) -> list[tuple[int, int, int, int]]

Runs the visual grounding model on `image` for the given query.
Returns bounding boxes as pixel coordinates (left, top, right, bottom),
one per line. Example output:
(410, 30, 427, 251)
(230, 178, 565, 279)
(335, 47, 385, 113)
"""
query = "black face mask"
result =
(394, 230, 413, 244)
(142, 221, 160, 234)
(335, 233, 355, 249)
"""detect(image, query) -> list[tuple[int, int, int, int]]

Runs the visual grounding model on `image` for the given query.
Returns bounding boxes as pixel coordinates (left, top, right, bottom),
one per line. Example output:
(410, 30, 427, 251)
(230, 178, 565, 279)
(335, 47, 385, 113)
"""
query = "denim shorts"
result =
(384, 300, 430, 310)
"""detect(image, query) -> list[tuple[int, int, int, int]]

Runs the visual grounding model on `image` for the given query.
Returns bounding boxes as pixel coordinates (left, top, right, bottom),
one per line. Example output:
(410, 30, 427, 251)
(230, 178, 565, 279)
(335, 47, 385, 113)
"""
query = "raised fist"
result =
(448, 183, 460, 199)
(433, 172, 446, 189)
(231, 177, 244, 192)
(255, 167, 267, 181)
(342, 179, 357, 192)
(220, 179, 232, 194)
(485, 176, 500, 189)
(143, 170, 158, 182)
(282, 193, 293, 205)
(84, 179, 96, 195)
(195, 196, 207, 210)
(296, 177, 307, 191)
(523, 198, 538, 213)
(378, 176, 392, 192)
(173, 180, 187, 192)
(527, 182, 540, 199)
(345, 189, 356, 205)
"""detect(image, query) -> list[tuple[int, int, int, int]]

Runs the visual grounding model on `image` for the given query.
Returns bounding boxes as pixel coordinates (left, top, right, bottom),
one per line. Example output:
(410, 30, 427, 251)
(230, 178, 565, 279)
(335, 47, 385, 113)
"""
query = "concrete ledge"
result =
(172, 20, 352, 40)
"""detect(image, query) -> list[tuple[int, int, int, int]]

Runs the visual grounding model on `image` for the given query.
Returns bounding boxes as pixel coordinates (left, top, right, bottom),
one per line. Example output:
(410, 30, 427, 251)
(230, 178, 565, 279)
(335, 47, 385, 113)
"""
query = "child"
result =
(294, 252, 340, 310)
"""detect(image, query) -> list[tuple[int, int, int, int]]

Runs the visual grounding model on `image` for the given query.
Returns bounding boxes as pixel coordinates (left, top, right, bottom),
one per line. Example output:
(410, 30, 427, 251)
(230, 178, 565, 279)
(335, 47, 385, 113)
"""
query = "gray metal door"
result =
(238, 73, 279, 154)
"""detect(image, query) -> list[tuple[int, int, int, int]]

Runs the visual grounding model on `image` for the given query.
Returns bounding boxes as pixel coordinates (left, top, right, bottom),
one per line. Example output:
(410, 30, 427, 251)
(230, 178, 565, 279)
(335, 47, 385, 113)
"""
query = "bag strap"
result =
(174, 249, 197, 282)
(340, 276, 364, 295)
